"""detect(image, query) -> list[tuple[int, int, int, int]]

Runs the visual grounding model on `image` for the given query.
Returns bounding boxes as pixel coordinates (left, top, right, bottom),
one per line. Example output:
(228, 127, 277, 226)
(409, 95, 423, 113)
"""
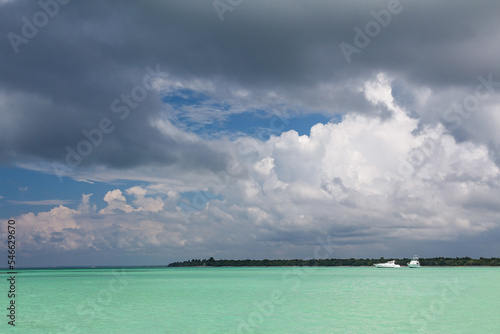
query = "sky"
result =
(1, 0, 500, 267)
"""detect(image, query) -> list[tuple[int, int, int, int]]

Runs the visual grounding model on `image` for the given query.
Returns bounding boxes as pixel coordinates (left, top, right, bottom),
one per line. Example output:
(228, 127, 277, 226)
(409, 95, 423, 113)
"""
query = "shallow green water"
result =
(1, 267, 499, 333)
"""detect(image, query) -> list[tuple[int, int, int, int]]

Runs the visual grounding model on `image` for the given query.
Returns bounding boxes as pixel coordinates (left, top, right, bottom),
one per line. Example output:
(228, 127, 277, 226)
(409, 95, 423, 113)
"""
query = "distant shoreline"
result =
(1, 257, 500, 270)
(167, 257, 500, 267)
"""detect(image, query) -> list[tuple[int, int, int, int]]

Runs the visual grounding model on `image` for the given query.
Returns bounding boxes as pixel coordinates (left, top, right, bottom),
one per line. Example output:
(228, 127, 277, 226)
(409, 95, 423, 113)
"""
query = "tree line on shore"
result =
(167, 257, 500, 267)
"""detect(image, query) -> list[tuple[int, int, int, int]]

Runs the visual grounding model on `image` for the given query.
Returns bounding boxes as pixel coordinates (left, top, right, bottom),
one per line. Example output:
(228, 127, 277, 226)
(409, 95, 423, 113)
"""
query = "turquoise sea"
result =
(1, 267, 500, 333)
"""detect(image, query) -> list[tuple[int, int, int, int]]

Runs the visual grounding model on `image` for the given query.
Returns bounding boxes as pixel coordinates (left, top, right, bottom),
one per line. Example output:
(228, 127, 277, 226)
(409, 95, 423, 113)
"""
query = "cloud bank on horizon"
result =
(1, 0, 500, 266)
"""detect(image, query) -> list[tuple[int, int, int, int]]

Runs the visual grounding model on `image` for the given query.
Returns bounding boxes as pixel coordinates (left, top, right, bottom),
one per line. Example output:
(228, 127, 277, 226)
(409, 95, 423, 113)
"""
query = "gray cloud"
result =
(2, 1, 500, 167)
(2, 0, 500, 265)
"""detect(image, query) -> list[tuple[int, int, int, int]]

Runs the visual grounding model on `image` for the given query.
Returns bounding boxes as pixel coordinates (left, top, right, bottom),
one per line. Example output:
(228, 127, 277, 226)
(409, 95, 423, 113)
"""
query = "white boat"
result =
(407, 255, 421, 268)
(374, 260, 400, 268)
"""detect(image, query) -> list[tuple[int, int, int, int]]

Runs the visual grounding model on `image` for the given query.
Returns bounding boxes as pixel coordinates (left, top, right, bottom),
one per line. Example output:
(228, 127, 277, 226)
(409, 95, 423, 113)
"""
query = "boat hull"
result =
(375, 264, 401, 268)
(374, 260, 401, 268)
(407, 256, 421, 268)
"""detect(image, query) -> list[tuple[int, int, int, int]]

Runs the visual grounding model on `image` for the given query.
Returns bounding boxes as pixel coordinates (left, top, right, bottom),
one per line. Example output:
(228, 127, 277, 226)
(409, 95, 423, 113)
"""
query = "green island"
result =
(168, 257, 500, 267)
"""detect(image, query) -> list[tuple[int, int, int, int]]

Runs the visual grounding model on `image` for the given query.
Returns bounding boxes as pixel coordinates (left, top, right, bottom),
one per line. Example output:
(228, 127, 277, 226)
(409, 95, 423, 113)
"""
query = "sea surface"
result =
(1, 266, 500, 333)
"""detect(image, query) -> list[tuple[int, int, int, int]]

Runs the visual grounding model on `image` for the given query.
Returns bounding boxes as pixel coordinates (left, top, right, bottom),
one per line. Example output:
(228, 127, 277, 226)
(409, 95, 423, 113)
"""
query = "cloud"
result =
(14, 193, 185, 253)
(126, 186, 164, 212)
(10, 75, 500, 262)
(19, 204, 82, 251)
(8, 199, 74, 206)
(2, 1, 500, 264)
(99, 189, 135, 214)
(215, 75, 500, 243)
(98, 187, 165, 214)
(2, 1, 500, 173)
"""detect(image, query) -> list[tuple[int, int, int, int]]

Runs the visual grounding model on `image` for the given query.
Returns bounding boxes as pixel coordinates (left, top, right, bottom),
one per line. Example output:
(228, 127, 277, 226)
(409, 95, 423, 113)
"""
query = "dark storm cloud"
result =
(1, 0, 499, 170)
(0, 0, 228, 171)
